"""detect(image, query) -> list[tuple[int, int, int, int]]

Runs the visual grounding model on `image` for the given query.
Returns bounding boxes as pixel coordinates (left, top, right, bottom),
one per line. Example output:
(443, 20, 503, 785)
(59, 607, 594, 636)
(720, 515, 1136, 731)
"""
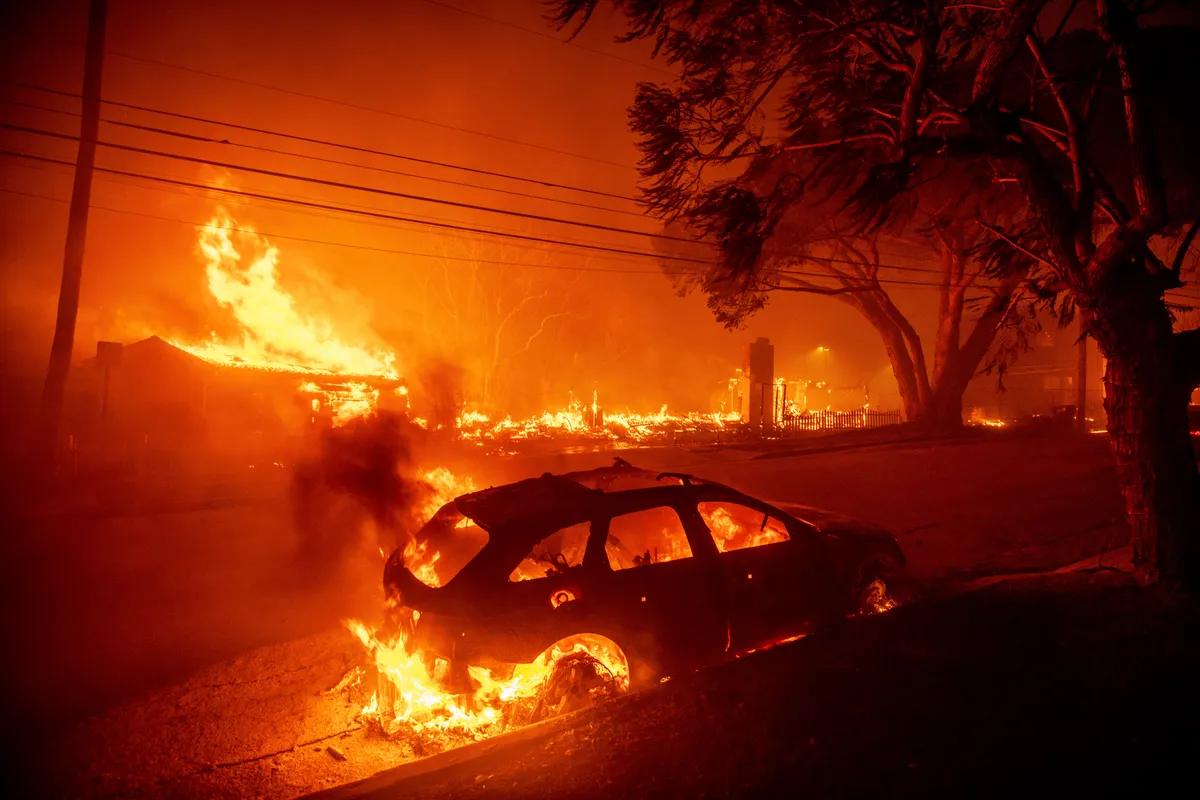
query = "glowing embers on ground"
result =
(174, 212, 399, 382)
(348, 620, 628, 742)
(454, 391, 741, 446)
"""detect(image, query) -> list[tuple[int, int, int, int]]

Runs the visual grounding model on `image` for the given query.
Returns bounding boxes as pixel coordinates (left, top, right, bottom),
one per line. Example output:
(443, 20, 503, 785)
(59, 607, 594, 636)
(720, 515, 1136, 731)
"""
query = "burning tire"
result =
(528, 650, 627, 723)
(856, 577, 899, 615)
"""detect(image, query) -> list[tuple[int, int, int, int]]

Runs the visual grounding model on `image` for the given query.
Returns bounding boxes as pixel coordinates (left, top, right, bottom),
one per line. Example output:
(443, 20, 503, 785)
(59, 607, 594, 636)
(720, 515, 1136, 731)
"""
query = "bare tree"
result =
(415, 238, 575, 412)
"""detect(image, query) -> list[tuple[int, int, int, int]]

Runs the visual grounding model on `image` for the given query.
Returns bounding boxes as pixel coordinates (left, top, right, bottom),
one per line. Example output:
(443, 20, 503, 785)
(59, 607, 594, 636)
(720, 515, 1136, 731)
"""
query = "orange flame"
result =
(176, 213, 399, 378)
(348, 620, 628, 740)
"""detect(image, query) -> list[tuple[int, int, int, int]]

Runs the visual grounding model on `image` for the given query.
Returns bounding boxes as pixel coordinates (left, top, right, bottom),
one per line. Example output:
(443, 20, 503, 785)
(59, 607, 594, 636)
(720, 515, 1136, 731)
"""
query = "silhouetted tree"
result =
(415, 239, 575, 412)
(656, 164, 1036, 427)
(552, 0, 1200, 587)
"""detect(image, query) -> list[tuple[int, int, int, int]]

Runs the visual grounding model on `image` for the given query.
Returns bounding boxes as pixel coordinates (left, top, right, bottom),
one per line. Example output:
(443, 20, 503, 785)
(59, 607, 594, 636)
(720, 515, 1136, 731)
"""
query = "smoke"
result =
(416, 358, 465, 427)
(289, 411, 434, 570)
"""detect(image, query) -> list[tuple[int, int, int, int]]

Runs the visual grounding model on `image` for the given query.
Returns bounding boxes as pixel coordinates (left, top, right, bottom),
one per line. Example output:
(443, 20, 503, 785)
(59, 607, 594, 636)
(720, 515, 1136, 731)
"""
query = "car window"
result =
(605, 507, 693, 570)
(698, 502, 790, 553)
(509, 522, 591, 581)
(409, 504, 490, 587)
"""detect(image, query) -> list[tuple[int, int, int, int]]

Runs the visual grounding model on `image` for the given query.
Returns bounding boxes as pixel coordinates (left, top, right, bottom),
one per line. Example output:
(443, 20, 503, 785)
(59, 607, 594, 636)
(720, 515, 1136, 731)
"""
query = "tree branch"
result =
(1170, 214, 1200, 277)
(780, 133, 894, 153)
(977, 221, 1059, 271)
(971, 0, 1052, 106)
(900, 16, 943, 142)
(1095, 0, 1165, 235)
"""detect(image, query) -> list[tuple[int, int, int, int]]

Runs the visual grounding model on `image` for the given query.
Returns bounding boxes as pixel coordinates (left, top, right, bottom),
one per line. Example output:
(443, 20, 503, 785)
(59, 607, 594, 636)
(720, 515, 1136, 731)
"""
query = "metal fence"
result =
(777, 408, 903, 434)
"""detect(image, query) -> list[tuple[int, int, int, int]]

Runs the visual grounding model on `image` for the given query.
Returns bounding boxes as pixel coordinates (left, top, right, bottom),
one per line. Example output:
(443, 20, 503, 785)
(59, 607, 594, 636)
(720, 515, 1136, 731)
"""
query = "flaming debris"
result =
(453, 392, 741, 447)
(347, 620, 628, 740)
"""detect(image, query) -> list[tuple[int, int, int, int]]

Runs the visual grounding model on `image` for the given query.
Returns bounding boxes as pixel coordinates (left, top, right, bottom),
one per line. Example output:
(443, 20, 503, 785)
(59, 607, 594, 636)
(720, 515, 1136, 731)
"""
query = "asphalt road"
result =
(6, 429, 1127, 797)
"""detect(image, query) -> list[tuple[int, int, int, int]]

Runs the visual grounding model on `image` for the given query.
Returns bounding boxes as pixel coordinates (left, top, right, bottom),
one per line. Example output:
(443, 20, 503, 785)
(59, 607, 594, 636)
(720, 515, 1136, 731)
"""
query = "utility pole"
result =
(37, 0, 108, 470)
(1076, 321, 1088, 433)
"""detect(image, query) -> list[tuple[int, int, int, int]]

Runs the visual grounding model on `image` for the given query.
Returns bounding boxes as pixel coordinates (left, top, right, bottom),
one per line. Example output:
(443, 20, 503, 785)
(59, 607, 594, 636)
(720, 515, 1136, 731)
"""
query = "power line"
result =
(2, 122, 699, 244)
(0, 97, 647, 219)
(417, 0, 671, 75)
(0, 144, 1010, 292)
(0, 79, 639, 203)
(2, 181, 1008, 295)
(107, 50, 634, 170)
(0, 163, 1008, 293)
(3, 153, 676, 260)
(6, 117, 994, 281)
(0, 186, 684, 276)
(0, 84, 1020, 279)
(1, 148, 712, 263)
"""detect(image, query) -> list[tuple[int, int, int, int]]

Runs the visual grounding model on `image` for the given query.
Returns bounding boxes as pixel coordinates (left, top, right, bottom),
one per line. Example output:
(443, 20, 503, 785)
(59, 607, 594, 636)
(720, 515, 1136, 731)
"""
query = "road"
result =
(5, 429, 1126, 797)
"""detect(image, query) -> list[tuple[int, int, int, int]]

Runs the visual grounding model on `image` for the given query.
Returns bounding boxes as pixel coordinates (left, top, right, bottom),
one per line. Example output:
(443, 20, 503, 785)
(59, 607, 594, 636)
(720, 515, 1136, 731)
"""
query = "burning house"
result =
(63, 335, 406, 474)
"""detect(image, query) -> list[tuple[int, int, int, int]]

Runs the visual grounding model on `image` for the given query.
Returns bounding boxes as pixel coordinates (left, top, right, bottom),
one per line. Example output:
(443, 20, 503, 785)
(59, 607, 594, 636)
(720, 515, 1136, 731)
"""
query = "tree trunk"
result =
(1097, 299, 1200, 589)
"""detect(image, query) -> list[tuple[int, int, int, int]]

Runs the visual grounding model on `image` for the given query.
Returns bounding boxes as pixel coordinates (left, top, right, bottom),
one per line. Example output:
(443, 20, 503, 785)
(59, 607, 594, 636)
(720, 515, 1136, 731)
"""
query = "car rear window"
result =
(698, 502, 790, 553)
(409, 504, 490, 586)
(605, 506, 692, 570)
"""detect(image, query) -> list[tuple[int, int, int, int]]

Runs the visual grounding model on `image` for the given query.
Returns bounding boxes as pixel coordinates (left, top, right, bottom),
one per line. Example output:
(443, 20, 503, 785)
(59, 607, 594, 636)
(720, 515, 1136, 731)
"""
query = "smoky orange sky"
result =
(0, 0, 949, 415)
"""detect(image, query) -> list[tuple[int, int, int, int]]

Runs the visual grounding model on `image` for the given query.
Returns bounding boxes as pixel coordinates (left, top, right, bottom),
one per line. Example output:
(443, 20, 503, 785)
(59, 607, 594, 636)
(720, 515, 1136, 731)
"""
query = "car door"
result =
(477, 520, 600, 664)
(586, 502, 729, 681)
(697, 500, 822, 651)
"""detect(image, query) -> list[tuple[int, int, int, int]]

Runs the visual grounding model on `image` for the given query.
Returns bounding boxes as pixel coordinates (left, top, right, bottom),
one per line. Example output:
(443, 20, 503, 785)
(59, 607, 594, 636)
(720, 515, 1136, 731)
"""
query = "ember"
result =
(454, 392, 741, 447)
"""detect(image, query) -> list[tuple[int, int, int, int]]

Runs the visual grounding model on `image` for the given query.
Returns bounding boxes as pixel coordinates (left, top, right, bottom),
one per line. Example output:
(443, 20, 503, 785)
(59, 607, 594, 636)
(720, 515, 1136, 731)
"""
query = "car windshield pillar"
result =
(583, 517, 612, 571)
(678, 505, 721, 560)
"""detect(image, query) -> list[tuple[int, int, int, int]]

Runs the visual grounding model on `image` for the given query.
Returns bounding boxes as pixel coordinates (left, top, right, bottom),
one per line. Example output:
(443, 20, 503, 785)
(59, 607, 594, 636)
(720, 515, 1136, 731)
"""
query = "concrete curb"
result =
(943, 545, 1134, 598)
(300, 707, 595, 800)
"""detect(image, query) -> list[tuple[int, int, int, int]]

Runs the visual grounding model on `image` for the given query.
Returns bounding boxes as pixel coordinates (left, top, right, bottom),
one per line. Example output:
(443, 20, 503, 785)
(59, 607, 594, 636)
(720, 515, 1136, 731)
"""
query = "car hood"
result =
(771, 501, 890, 536)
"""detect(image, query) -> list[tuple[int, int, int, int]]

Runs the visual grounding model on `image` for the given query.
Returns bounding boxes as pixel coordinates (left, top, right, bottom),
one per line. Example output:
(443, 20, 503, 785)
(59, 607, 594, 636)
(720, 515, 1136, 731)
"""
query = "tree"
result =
(551, 0, 1200, 587)
(413, 238, 574, 413)
(660, 164, 1035, 427)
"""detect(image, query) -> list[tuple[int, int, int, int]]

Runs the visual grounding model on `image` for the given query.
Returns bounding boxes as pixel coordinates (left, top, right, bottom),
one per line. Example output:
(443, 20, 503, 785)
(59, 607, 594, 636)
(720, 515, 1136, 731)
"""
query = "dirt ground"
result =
(5, 429, 1130, 798)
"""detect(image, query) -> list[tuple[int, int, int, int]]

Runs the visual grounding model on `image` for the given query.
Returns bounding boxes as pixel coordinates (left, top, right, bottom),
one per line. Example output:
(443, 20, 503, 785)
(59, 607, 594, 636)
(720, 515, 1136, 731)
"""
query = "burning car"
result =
(372, 458, 904, 727)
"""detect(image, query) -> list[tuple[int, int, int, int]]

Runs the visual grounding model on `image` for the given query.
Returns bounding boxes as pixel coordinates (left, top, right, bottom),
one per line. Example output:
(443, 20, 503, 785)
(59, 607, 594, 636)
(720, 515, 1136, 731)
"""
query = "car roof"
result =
(454, 474, 605, 534)
(449, 459, 800, 536)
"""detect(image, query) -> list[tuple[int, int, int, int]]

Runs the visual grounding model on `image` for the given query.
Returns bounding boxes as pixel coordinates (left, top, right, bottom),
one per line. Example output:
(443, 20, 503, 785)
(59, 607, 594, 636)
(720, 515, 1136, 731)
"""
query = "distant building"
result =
(738, 337, 775, 431)
(964, 328, 1106, 424)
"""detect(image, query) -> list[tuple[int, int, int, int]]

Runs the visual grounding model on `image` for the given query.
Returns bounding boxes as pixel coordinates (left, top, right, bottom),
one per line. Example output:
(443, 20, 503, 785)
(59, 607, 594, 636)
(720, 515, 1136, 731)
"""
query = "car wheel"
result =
(529, 650, 626, 723)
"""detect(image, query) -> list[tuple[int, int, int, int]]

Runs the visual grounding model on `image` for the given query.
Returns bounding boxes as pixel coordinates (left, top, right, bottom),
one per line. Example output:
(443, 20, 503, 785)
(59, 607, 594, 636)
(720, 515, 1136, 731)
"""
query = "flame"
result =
(344, 464, 629, 741)
(454, 392, 741, 446)
(699, 503, 790, 552)
(348, 620, 628, 740)
(300, 380, 382, 426)
(174, 212, 400, 422)
(858, 579, 900, 615)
